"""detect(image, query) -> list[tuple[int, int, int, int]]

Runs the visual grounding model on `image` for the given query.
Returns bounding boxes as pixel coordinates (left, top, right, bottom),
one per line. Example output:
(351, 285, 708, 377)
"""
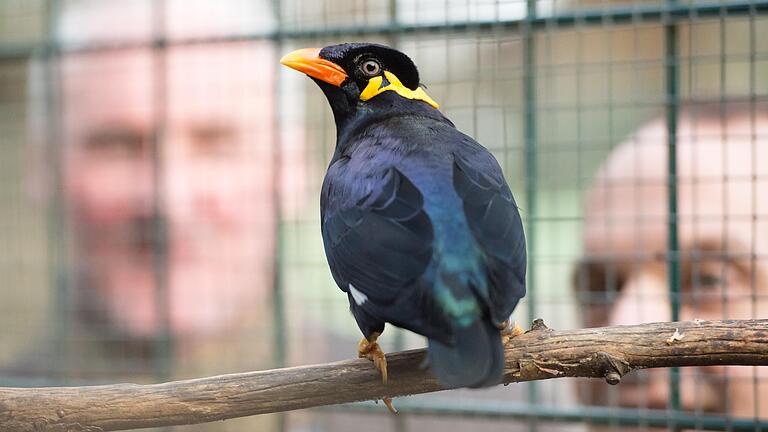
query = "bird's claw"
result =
(382, 397, 398, 414)
(358, 334, 388, 384)
(358, 333, 397, 414)
(499, 320, 524, 346)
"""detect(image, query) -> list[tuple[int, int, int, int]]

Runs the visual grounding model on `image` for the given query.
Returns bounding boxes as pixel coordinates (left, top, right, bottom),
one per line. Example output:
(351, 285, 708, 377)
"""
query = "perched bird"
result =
(281, 43, 526, 393)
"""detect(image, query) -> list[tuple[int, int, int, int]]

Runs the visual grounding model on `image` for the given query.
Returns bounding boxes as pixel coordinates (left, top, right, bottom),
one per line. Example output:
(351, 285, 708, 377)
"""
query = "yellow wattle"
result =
(359, 71, 439, 109)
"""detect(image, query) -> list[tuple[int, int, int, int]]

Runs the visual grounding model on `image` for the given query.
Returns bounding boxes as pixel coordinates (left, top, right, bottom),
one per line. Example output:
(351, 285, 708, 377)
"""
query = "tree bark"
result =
(1, 319, 767, 431)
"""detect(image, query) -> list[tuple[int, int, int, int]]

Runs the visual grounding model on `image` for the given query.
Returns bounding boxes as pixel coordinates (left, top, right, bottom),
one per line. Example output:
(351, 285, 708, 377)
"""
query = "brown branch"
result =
(1, 319, 767, 431)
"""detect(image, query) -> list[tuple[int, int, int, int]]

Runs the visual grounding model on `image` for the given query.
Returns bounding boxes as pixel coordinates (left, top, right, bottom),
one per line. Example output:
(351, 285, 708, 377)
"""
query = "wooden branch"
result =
(2, 319, 767, 431)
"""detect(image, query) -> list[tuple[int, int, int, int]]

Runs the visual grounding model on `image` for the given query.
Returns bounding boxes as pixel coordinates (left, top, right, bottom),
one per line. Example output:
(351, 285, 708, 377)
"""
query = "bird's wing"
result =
(321, 166, 434, 306)
(452, 150, 527, 323)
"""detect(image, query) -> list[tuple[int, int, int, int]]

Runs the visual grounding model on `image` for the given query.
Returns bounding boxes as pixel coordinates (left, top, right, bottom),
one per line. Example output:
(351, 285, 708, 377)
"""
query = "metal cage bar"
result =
(2, 1, 768, 59)
(523, 2, 539, 431)
(663, 0, 683, 421)
(330, 399, 768, 431)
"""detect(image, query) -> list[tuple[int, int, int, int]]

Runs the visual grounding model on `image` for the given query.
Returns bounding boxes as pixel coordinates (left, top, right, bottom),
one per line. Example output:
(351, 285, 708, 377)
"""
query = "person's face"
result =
(577, 114, 768, 425)
(61, 44, 275, 338)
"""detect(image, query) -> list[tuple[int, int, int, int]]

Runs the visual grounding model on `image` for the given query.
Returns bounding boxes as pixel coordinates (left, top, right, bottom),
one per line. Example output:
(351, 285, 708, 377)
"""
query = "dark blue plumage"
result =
(283, 43, 526, 389)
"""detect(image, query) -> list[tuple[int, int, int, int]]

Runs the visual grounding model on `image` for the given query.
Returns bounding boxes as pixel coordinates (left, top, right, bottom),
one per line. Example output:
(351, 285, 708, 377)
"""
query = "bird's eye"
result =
(360, 59, 381, 77)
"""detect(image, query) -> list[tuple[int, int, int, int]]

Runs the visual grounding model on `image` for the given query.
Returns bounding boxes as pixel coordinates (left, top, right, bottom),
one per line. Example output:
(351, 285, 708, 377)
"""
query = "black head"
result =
(280, 43, 439, 127)
(318, 43, 421, 90)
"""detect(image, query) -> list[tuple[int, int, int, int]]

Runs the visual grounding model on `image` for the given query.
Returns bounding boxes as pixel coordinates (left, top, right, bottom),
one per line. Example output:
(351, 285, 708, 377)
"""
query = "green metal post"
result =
(44, 0, 71, 385)
(664, 0, 682, 423)
(271, 222, 287, 432)
(333, 399, 768, 431)
(524, 1, 538, 431)
(150, 0, 173, 387)
(271, 2, 288, 431)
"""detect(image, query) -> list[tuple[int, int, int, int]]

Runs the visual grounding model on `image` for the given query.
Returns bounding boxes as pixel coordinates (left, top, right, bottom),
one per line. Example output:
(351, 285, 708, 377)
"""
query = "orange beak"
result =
(280, 48, 348, 87)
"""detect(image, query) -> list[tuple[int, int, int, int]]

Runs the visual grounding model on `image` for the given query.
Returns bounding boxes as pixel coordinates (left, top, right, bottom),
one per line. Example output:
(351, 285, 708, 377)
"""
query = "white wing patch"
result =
(348, 283, 368, 306)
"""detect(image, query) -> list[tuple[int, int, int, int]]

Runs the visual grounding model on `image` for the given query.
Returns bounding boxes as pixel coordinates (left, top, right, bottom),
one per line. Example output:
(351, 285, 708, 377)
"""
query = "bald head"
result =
(585, 102, 768, 259)
(578, 101, 768, 418)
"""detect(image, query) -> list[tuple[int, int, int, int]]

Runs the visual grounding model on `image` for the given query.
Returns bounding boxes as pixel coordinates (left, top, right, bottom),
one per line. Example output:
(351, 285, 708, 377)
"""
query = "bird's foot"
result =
(499, 320, 525, 346)
(380, 397, 398, 414)
(358, 333, 396, 414)
(358, 333, 388, 384)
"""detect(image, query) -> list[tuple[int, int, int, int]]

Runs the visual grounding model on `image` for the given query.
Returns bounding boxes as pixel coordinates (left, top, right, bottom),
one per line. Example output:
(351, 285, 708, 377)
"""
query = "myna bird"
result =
(281, 43, 526, 398)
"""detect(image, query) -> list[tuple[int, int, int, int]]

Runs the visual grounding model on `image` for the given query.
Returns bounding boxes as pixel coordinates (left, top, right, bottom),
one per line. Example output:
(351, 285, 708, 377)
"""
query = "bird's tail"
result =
(426, 317, 504, 388)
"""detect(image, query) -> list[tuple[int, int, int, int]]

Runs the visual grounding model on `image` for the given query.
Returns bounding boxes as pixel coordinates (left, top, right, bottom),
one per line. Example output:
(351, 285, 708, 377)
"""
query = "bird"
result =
(280, 43, 526, 398)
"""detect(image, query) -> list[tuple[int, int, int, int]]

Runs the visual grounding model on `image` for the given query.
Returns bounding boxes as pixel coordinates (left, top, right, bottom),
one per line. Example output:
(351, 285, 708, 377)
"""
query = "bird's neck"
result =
(335, 93, 450, 145)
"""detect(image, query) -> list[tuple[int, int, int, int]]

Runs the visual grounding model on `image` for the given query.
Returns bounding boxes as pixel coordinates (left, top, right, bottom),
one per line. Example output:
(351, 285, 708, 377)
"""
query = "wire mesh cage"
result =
(0, 0, 767, 431)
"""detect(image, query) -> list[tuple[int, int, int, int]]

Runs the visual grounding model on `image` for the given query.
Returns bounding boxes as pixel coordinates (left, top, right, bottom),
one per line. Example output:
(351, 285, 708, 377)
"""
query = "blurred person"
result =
(12, 0, 289, 385)
(62, 43, 274, 356)
(575, 99, 768, 427)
